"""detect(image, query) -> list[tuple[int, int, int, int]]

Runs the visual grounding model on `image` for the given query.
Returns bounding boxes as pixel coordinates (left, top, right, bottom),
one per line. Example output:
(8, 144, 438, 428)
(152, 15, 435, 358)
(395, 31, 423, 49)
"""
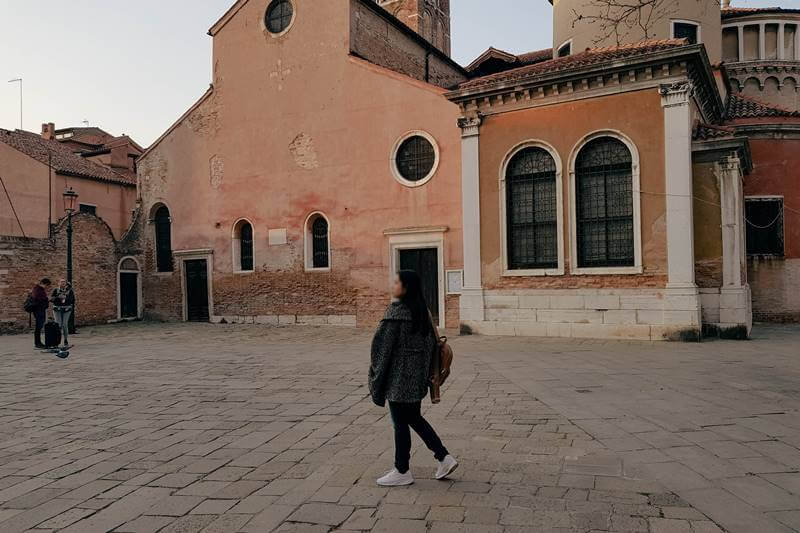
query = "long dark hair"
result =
(398, 270, 431, 336)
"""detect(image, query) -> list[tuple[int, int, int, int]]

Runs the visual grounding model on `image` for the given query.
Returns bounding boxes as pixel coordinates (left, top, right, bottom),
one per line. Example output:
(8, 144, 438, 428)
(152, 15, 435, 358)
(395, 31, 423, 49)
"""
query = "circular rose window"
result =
(392, 132, 439, 187)
(265, 0, 294, 35)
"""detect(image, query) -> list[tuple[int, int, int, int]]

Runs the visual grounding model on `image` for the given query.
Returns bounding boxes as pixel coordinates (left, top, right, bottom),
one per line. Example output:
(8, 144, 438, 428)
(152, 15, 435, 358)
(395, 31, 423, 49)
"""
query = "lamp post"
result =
(8, 78, 22, 130)
(63, 187, 78, 334)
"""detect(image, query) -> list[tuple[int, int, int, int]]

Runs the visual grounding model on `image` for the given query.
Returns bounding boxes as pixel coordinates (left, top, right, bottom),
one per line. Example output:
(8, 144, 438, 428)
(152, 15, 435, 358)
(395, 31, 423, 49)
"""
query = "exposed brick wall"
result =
(748, 257, 800, 322)
(0, 214, 133, 334)
(349, 0, 465, 89)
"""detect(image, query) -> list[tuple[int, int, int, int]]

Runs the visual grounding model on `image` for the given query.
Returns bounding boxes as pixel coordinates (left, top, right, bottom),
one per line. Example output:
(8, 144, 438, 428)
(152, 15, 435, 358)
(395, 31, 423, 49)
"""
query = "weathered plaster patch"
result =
(269, 59, 291, 91)
(187, 94, 220, 138)
(140, 154, 168, 196)
(210, 155, 224, 189)
(289, 133, 319, 170)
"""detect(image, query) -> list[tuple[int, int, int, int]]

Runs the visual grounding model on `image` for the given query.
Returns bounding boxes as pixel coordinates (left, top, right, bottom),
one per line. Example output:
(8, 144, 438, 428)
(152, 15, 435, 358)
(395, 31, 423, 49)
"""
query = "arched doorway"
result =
(118, 257, 142, 319)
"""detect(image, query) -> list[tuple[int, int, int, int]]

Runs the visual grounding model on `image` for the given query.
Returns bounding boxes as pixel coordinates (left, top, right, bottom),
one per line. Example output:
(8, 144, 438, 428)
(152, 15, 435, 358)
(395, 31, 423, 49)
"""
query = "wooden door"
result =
(184, 260, 210, 322)
(120, 273, 138, 318)
(399, 248, 440, 323)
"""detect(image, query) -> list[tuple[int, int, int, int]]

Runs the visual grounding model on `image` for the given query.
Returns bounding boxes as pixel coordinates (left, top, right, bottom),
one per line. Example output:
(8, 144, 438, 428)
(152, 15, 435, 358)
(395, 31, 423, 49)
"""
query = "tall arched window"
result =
(233, 220, 254, 272)
(506, 147, 558, 270)
(305, 213, 330, 270)
(575, 137, 635, 268)
(154, 205, 172, 273)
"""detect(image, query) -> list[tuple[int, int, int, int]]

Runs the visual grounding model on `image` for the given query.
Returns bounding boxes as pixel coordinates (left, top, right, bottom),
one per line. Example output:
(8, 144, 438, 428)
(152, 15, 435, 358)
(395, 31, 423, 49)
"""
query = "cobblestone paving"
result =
(0, 323, 798, 532)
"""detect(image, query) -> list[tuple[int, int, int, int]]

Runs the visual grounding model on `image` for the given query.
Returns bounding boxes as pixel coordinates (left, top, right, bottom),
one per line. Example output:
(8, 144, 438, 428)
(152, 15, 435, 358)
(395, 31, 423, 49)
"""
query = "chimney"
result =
(41, 123, 55, 140)
(722, 0, 731, 7)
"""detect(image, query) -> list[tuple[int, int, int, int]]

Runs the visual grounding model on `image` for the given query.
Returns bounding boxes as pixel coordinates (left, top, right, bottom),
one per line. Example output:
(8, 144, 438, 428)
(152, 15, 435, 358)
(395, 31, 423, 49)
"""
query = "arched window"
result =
(575, 137, 635, 268)
(153, 205, 172, 272)
(233, 220, 254, 272)
(506, 147, 558, 270)
(305, 213, 330, 270)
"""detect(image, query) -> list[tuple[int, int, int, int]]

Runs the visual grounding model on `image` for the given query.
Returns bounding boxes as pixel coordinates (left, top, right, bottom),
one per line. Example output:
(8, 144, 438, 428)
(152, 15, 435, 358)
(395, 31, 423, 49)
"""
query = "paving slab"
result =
(2, 322, 800, 532)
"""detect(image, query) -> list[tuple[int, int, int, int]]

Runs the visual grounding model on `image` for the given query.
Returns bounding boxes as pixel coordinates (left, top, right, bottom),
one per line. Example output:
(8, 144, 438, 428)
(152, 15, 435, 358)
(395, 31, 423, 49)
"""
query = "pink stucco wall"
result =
(138, 0, 463, 326)
(0, 142, 136, 239)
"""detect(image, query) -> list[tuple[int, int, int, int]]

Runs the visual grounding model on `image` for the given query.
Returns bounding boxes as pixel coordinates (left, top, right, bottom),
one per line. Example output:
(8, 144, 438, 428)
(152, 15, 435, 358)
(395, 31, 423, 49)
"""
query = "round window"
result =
(265, 0, 294, 34)
(393, 133, 439, 186)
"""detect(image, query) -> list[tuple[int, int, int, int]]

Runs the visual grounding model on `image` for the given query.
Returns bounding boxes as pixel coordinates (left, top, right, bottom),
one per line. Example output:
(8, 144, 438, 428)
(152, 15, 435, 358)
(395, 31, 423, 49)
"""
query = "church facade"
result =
(135, 0, 466, 329)
(131, 0, 798, 339)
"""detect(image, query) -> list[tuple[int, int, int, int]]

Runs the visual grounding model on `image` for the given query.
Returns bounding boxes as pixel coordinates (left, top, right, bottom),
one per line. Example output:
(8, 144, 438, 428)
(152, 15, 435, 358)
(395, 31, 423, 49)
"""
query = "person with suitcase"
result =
(51, 279, 74, 349)
(28, 278, 52, 349)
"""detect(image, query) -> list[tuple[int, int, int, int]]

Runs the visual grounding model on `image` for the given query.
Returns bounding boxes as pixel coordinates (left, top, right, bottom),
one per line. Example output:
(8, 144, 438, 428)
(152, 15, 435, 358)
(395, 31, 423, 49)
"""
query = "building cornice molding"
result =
(446, 45, 723, 124)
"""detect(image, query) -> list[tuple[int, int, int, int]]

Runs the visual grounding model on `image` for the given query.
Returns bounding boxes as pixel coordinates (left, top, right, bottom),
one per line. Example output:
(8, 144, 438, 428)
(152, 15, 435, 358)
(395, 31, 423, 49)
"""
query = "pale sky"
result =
(0, 0, 788, 147)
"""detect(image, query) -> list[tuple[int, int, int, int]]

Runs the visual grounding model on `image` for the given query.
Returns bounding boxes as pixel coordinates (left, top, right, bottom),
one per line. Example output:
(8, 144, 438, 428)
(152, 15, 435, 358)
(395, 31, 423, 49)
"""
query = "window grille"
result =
(266, 0, 293, 34)
(154, 206, 173, 273)
(746, 198, 784, 256)
(575, 138, 635, 268)
(396, 136, 436, 183)
(506, 147, 558, 270)
(312, 217, 329, 269)
(240, 222, 254, 271)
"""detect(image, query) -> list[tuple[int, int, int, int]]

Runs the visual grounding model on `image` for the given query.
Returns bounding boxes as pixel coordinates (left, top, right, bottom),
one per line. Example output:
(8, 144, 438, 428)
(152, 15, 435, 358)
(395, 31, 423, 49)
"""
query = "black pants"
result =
(33, 309, 45, 346)
(389, 401, 448, 474)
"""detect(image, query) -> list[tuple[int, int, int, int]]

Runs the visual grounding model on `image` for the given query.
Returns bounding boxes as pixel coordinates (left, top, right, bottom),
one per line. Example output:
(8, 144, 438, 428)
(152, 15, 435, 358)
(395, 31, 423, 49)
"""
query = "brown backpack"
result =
(429, 314, 454, 404)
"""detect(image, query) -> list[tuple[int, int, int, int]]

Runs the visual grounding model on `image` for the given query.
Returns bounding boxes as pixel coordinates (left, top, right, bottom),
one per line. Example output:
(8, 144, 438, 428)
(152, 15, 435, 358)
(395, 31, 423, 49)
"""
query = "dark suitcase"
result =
(44, 320, 62, 348)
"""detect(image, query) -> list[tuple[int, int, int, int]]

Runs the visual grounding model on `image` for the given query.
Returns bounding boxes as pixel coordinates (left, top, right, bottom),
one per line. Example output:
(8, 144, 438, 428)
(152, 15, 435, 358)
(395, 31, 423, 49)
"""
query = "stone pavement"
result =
(0, 323, 798, 532)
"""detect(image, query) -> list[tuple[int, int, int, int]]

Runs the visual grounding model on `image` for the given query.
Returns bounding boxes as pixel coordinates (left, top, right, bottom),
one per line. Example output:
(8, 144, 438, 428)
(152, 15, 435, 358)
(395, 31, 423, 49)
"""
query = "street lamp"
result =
(63, 187, 78, 334)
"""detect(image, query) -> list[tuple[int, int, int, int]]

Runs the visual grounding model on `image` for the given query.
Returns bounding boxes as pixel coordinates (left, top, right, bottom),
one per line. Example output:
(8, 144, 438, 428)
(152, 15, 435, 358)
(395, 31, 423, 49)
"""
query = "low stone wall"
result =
(461, 288, 706, 341)
(0, 214, 134, 334)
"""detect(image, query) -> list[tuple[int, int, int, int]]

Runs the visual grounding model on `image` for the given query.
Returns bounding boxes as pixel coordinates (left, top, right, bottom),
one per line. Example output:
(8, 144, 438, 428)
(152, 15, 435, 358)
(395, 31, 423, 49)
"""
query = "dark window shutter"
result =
(312, 217, 329, 269)
(154, 206, 173, 273)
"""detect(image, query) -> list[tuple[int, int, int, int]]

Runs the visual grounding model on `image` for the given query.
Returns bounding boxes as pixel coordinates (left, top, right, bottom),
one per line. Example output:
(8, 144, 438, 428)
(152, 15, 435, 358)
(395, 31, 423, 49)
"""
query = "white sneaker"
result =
(435, 455, 459, 480)
(376, 468, 414, 486)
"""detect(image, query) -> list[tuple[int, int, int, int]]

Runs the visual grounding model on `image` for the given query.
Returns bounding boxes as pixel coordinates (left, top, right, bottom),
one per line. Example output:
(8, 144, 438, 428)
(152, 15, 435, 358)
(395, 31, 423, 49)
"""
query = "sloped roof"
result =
(465, 47, 552, 75)
(725, 94, 800, 120)
(722, 7, 800, 20)
(459, 39, 689, 91)
(0, 129, 135, 186)
(693, 122, 736, 141)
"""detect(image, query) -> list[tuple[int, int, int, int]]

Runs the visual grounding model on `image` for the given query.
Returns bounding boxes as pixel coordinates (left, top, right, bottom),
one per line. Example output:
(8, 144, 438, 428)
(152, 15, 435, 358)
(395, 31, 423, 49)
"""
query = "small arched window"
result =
(233, 220, 255, 272)
(154, 205, 173, 273)
(305, 213, 330, 270)
(506, 147, 558, 270)
(575, 137, 634, 268)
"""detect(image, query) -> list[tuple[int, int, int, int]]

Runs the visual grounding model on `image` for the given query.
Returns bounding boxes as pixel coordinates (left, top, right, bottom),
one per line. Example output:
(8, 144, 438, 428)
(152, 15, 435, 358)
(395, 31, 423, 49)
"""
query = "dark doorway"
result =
(120, 273, 139, 319)
(399, 248, 440, 323)
(184, 259, 210, 322)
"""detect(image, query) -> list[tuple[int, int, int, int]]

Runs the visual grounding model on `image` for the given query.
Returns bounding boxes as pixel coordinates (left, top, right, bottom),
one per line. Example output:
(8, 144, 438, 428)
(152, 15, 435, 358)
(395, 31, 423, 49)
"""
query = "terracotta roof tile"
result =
(459, 39, 689, 91)
(725, 94, 800, 120)
(693, 122, 736, 141)
(722, 7, 800, 20)
(0, 129, 135, 186)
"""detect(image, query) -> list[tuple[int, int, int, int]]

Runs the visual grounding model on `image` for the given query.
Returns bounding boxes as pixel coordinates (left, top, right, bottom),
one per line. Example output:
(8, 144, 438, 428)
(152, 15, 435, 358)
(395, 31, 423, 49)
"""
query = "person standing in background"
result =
(51, 279, 75, 348)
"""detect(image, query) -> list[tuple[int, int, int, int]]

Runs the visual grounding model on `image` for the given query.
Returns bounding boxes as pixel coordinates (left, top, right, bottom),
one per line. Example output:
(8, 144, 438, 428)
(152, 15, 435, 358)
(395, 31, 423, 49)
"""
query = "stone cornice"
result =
(446, 45, 723, 124)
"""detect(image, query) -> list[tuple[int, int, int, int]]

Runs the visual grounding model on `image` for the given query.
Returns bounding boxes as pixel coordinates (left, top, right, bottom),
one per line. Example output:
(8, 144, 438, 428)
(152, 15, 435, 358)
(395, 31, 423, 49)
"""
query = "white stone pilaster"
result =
(778, 24, 786, 60)
(458, 116, 485, 323)
(717, 156, 752, 331)
(660, 82, 701, 330)
(759, 23, 766, 60)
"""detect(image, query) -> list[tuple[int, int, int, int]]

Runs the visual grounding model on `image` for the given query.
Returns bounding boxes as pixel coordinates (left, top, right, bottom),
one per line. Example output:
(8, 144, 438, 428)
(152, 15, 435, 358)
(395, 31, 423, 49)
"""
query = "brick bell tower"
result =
(378, 0, 451, 57)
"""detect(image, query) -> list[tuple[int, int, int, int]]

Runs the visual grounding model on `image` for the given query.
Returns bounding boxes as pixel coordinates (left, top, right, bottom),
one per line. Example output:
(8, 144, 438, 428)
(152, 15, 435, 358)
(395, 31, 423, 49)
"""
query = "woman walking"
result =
(369, 270, 458, 486)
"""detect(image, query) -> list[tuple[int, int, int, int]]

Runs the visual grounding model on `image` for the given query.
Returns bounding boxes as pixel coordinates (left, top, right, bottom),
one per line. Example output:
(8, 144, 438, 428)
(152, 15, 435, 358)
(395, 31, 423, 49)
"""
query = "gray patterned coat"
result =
(369, 302, 436, 406)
